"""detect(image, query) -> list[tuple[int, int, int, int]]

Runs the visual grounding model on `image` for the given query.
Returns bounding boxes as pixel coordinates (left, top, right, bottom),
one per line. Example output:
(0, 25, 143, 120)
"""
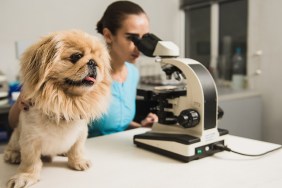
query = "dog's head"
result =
(20, 30, 112, 122)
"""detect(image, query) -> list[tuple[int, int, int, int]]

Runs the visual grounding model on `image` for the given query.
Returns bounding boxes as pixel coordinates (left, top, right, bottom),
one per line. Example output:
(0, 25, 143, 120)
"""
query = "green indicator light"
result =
(197, 149, 203, 155)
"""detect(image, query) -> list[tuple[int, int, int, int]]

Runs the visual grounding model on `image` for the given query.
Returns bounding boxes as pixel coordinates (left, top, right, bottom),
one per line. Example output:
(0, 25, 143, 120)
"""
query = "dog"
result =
(4, 30, 112, 188)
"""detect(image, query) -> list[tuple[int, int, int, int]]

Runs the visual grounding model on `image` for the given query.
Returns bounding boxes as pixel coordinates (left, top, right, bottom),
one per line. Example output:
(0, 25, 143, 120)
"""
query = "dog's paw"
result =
(4, 149, 21, 164)
(68, 159, 92, 171)
(7, 173, 39, 188)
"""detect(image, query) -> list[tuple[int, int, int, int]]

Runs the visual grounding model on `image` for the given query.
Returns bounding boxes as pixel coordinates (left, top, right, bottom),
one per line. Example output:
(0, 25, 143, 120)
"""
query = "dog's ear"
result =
(20, 33, 58, 99)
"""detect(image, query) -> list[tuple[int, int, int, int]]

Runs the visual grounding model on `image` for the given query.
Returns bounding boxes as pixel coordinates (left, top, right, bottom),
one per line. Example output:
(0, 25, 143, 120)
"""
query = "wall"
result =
(0, 0, 181, 82)
(248, 0, 282, 144)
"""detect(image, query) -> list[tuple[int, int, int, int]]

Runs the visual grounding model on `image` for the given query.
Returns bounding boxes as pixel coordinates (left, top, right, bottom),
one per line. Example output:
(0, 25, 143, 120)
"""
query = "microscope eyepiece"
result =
(130, 33, 162, 57)
(129, 35, 141, 46)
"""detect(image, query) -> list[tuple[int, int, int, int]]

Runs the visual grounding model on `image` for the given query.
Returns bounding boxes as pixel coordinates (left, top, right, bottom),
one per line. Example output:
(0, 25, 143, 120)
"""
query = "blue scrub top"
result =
(88, 62, 139, 137)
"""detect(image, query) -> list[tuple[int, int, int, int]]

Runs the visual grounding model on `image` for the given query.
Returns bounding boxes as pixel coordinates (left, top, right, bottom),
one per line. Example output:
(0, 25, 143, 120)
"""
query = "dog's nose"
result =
(87, 59, 97, 67)
(87, 59, 97, 78)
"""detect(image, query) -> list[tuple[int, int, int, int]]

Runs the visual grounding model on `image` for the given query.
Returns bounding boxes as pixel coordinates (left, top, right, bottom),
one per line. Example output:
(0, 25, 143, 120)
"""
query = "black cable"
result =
(213, 143, 282, 157)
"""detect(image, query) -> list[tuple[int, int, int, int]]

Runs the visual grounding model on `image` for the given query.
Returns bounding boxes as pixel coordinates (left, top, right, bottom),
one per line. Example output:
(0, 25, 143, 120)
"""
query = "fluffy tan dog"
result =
(4, 30, 111, 188)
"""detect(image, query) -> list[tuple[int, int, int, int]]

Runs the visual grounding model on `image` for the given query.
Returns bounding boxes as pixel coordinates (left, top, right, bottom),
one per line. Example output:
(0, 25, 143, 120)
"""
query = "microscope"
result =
(132, 34, 228, 162)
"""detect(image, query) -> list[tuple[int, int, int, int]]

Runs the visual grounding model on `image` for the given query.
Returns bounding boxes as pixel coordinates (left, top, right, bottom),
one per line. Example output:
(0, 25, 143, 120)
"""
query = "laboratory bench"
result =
(0, 128, 281, 188)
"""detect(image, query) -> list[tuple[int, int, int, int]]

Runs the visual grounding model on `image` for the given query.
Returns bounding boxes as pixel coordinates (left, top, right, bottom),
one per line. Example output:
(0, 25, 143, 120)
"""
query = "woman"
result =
(88, 1, 158, 137)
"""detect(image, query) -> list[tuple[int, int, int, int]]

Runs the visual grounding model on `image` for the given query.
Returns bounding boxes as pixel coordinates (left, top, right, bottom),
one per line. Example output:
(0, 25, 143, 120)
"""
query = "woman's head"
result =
(96, 1, 150, 64)
(97, 1, 146, 35)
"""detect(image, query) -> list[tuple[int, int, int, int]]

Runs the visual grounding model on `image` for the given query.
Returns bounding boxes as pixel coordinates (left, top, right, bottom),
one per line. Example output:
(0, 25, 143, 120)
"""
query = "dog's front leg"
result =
(4, 128, 21, 164)
(7, 141, 42, 188)
(67, 128, 91, 171)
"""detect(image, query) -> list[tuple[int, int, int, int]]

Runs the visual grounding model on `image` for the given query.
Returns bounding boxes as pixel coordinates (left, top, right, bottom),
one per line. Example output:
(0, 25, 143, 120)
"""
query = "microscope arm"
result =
(151, 58, 219, 138)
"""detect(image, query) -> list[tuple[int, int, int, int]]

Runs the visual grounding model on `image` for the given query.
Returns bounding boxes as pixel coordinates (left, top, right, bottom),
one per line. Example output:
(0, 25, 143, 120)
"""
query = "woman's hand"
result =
(128, 113, 158, 129)
(8, 93, 31, 128)
(140, 113, 158, 127)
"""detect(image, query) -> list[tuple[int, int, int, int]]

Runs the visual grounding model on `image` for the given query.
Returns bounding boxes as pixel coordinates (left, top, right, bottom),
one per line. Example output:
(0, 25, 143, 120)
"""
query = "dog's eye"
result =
(70, 53, 83, 64)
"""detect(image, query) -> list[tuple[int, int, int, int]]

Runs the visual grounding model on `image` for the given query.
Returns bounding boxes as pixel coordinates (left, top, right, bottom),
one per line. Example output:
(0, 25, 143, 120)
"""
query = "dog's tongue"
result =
(84, 76, 96, 82)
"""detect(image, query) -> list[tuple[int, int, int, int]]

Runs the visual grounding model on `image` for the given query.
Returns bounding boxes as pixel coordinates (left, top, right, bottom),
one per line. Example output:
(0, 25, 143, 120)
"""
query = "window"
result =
(181, 0, 248, 83)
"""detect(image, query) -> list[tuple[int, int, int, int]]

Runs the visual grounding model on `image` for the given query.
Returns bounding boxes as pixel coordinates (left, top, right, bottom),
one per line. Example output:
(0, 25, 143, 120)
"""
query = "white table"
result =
(0, 128, 281, 188)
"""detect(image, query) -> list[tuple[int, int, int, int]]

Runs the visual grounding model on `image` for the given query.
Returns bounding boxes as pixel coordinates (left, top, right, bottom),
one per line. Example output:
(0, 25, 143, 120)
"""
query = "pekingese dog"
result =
(4, 30, 111, 188)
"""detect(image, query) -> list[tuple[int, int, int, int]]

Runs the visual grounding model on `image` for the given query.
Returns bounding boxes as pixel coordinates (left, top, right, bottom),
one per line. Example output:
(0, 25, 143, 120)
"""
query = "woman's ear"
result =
(103, 28, 113, 44)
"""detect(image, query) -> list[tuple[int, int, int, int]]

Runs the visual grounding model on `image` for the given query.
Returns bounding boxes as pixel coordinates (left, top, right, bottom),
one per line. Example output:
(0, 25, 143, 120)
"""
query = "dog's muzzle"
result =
(65, 59, 98, 87)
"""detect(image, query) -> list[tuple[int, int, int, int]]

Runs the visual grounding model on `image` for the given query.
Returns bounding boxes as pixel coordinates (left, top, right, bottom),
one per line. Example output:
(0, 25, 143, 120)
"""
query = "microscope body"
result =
(152, 58, 218, 137)
(132, 34, 228, 162)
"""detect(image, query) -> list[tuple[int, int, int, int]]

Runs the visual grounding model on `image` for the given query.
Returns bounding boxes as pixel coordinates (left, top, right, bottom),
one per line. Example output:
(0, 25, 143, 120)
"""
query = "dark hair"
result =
(96, 1, 146, 35)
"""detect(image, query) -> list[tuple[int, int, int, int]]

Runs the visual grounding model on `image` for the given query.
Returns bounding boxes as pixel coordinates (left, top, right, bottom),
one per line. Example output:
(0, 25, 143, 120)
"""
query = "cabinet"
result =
(218, 90, 262, 140)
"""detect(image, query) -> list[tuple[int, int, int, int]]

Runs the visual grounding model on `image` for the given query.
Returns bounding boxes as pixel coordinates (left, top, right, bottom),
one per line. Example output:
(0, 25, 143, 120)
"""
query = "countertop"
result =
(0, 128, 281, 188)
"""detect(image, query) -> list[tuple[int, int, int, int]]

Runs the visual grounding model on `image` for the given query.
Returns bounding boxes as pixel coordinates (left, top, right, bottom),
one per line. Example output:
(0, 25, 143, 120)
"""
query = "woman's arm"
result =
(8, 97, 22, 129)
(8, 93, 30, 129)
(129, 121, 142, 128)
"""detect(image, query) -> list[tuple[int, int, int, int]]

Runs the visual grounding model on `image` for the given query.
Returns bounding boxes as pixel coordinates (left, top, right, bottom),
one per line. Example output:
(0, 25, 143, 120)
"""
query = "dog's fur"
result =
(4, 30, 111, 188)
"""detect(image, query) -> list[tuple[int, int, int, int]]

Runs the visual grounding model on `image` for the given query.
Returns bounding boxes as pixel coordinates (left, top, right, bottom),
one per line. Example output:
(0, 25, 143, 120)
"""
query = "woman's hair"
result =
(96, 1, 146, 35)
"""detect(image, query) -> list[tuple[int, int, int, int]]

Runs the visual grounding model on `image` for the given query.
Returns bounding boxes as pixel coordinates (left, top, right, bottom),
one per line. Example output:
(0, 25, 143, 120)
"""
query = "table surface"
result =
(0, 128, 281, 188)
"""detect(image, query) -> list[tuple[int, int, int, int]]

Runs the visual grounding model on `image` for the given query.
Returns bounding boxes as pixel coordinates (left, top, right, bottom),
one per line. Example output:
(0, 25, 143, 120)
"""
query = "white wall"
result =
(0, 0, 181, 82)
(248, 0, 282, 144)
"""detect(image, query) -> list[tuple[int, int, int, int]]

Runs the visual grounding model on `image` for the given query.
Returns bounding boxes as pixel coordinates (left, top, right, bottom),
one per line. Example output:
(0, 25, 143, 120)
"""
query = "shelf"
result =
(218, 87, 260, 101)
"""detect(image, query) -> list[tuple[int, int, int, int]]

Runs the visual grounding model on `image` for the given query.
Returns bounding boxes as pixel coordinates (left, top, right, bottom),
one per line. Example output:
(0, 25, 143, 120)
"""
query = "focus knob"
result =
(177, 109, 200, 128)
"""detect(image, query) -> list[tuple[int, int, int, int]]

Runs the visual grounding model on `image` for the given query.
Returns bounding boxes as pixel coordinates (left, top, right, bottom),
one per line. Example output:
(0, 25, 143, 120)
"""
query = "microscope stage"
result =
(134, 129, 228, 162)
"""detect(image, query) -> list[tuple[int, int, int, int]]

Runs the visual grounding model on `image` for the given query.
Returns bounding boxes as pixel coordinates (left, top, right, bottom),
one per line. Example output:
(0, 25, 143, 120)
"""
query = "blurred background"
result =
(0, 0, 281, 146)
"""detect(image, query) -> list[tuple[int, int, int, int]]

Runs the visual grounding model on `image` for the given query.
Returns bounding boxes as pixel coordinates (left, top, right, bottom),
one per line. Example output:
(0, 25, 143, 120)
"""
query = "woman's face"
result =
(109, 13, 149, 64)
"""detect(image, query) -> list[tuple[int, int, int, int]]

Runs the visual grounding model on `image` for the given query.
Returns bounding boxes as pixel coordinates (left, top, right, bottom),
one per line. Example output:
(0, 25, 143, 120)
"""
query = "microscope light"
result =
(196, 149, 203, 155)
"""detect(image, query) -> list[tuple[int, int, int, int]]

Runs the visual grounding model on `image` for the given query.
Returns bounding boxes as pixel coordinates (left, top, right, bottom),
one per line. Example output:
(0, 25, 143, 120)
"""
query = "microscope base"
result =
(134, 129, 228, 162)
